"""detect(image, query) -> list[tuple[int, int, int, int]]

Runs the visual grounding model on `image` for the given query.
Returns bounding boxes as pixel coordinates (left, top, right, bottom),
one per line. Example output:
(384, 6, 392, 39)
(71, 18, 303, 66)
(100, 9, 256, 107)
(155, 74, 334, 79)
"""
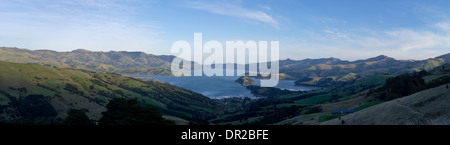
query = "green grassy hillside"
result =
(0, 61, 217, 124)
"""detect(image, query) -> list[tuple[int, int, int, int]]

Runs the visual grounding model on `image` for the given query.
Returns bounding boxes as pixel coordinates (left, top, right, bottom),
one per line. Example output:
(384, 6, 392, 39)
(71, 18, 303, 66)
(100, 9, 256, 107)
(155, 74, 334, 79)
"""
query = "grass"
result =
(216, 115, 264, 125)
(0, 50, 40, 64)
(209, 113, 235, 122)
(294, 94, 333, 105)
(209, 111, 246, 123)
(189, 105, 214, 112)
(304, 112, 328, 119)
(276, 103, 308, 108)
(337, 73, 358, 82)
(354, 74, 392, 85)
(288, 74, 393, 105)
(246, 116, 263, 123)
(217, 120, 243, 125)
(353, 101, 384, 111)
(318, 114, 342, 122)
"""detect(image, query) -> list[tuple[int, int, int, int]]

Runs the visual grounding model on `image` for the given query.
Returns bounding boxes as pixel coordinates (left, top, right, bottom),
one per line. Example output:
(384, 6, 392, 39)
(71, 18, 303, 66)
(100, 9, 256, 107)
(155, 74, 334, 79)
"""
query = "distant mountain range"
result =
(278, 54, 450, 87)
(0, 47, 175, 76)
(1, 46, 450, 125)
(1, 47, 449, 87)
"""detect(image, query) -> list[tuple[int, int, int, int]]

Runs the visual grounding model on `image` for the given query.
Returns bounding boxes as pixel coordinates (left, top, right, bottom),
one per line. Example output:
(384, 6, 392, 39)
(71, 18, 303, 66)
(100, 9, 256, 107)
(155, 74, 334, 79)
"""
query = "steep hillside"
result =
(276, 63, 450, 125)
(320, 83, 450, 125)
(0, 61, 218, 124)
(319, 64, 450, 125)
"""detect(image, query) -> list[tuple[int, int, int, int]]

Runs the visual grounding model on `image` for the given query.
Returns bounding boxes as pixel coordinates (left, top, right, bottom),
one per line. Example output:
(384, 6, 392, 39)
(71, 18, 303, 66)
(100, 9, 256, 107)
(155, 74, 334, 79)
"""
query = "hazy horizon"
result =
(2, 46, 447, 63)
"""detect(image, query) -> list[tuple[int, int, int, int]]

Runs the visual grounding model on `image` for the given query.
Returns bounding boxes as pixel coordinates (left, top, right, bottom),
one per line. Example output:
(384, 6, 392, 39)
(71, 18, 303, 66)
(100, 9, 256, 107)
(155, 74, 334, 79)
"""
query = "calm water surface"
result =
(132, 74, 319, 99)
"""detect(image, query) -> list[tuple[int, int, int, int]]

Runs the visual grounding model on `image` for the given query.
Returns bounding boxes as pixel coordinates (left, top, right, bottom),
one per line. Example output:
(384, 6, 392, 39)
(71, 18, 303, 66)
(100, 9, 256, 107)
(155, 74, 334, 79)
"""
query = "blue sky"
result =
(1, 0, 450, 60)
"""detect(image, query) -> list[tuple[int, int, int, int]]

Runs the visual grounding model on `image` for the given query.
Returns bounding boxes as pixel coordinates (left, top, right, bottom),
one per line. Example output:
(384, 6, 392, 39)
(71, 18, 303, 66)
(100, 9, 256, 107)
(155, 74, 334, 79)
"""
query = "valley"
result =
(1, 47, 450, 125)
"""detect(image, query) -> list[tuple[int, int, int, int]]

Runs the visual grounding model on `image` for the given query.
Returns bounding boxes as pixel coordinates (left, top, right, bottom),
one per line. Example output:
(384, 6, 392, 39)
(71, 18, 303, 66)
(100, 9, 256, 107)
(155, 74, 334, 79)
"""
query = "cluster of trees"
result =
(211, 94, 326, 125)
(63, 109, 92, 125)
(7, 87, 27, 94)
(2, 97, 175, 125)
(64, 83, 84, 96)
(8, 94, 58, 119)
(377, 70, 450, 101)
(246, 85, 302, 98)
(89, 78, 108, 88)
(249, 106, 305, 125)
(426, 74, 450, 89)
(37, 83, 60, 93)
(378, 72, 427, 100)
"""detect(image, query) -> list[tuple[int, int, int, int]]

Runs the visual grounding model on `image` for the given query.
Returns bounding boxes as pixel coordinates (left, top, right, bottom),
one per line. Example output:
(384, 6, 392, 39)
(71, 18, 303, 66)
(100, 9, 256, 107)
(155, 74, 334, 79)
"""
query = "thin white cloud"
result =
(434, 22, 450, 31)
(258, 4, 271, 10)
(0, 0, 164, 53)
(323, 29, 347, 39)
(284, 41, 445, 61)
(185, 1, 279, 29)
(283, 22, 450, 61)
(384, 29, 446, 51)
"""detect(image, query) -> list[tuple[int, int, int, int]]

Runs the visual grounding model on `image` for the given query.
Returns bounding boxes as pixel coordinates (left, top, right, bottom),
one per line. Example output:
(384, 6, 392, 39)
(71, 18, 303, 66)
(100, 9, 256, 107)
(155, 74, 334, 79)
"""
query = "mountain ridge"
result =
(280, 53, 450, 87)
(2, 47, 449, 87)
(0, 47, 175, 76)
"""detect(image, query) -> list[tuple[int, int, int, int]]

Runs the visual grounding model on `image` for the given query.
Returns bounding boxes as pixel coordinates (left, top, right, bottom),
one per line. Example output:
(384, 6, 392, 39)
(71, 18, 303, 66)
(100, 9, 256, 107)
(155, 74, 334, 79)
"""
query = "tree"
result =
(14, 118, 35, 125)
(381, 74, 426, 100)
(99, 98, 173, 125)
(64, 109, 92, 125)
(64, 83, 84, 95)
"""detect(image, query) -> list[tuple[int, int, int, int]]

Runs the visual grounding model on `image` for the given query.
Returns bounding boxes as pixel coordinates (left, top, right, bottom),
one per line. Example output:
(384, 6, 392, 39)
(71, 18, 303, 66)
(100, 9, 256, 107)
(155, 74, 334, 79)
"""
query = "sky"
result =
(1, 0, 450, 61)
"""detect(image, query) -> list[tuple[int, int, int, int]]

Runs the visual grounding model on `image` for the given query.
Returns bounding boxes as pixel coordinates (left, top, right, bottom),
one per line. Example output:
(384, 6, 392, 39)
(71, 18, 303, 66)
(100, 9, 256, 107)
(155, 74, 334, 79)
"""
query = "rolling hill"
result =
(0, 47, 175, 76)
(279, 54, 450, 87)
(2, 46, 450, 125)
(0, 61, 218, 124)
(2, 47, 449, 88)
(276, 63, 450, 125)
(320, 83, 450, 125)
